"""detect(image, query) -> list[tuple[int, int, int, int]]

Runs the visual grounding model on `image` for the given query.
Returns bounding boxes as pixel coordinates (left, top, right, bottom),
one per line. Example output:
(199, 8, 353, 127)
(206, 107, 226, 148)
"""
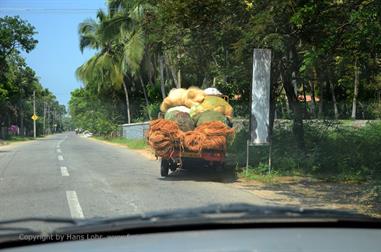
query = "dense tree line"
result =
(0, 16, 65, 139)
(70, 0, 381, 148)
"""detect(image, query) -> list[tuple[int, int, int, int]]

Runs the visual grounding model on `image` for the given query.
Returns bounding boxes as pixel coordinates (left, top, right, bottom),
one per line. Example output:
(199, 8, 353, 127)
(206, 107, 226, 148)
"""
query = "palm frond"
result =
(78, 18, 100, 52)
(121, 28, 145, 75)
(99, 12, 131, 42)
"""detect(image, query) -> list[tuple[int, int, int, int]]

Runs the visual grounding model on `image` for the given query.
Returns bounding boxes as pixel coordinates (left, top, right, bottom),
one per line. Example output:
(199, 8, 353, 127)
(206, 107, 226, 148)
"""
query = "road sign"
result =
(250, 48, 271, 145)
(246, 49, 273, 176)
(31, 114, 39, 121)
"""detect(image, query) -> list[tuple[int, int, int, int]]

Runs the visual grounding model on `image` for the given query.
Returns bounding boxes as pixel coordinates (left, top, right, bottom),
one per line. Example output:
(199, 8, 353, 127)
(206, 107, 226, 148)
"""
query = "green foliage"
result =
(0, 16, 38, 56)
(69, 88, 121, 136)
(0, 16, 64, 138)
(144, 102, 160, 119)
(368, 102, 381, 119)
(229, 120, 381, 182)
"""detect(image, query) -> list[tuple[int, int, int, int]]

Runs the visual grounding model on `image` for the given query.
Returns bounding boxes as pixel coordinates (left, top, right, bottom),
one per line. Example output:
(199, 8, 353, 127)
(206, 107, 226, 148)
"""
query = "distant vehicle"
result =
(82, 130, 93, 138)
(75, 128, 84, 134)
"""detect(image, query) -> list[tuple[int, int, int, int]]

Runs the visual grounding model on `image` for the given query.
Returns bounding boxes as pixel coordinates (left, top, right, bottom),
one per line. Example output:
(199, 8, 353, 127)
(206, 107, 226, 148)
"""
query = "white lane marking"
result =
(57, 148, 62, 153)
(66, 191, 84, 218)
(56, 145, 60, 148)
(60, 167, 69, 176)
(57, 155, 64, 161)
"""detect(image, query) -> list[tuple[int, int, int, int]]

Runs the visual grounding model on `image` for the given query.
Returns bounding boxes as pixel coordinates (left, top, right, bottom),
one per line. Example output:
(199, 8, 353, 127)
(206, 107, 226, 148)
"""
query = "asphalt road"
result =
(0, 133, 269, 221)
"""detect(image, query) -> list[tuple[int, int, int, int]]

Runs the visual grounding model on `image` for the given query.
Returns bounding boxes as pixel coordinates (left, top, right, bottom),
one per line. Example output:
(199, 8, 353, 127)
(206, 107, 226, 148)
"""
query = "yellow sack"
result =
(160, 87, 205, 112)
(190, 96, 233, 119)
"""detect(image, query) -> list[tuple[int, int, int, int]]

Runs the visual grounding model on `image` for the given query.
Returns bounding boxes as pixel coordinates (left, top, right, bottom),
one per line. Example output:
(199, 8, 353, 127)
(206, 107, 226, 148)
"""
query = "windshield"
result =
(0, 0, 380, 236)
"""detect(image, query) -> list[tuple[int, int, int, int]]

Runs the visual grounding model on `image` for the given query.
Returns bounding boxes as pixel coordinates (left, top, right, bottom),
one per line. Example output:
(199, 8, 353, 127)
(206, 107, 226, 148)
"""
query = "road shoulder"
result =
(233, 176, 381, 218)
(86, 136, 157, 160)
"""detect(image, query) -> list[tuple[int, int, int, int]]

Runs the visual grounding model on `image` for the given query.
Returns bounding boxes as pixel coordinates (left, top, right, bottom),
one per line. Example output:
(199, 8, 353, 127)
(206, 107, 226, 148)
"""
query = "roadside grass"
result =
(237, 166, 279, 183)
(228, 120, 381, 187)
(94, 136, 147, 149)
(0, 136, 35, 145)
(8, 136, 35, 142)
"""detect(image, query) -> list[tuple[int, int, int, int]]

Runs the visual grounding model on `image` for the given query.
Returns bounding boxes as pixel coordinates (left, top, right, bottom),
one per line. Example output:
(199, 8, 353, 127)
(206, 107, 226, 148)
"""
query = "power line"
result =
(0, 7, 112, 12)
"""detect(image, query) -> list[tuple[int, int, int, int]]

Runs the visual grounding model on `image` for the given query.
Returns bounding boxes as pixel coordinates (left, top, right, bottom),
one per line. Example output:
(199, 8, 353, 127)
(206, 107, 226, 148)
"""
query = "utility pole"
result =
(47, 105, 50, 134)
(43, 101, 46, 135)
(33, 90, 36, 139)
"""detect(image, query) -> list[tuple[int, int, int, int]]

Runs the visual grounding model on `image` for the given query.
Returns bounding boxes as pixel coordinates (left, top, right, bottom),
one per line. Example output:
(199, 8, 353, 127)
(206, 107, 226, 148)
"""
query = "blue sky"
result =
(0, 0, 106, 107)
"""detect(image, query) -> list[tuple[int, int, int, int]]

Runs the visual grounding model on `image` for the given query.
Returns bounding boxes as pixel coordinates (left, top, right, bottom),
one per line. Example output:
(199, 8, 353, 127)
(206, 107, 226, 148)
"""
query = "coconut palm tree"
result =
(77, 10, 133, 123)
(104, 0, 152, 114)
(77, 2, 151, 123)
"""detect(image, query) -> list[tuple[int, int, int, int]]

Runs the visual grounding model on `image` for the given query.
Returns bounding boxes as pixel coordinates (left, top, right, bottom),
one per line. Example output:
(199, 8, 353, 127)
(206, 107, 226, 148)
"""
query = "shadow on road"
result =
(160, 167, 237, 183)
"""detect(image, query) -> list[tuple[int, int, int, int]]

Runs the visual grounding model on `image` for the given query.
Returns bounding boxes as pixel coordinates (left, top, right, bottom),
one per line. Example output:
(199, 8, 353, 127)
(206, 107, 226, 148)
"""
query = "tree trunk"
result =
(269, 67, 281, 140)
(313, 67, 324, 118)
(287, 90, 305, 151)
(167, 62, 178, 88)
(159, 54, 166, 99)
(122, 81, 131, 124)
(318, 81, 325, 118)
(19, 109, 24, 136)
(280, 74, 291, 117)
(329, 80, 339, 119)
(285, 96, 291, 117)
(283, 73, 305, 151)
(170, 66, 179, 88)
(202, 75, 209, 88)
(43, 102, 46, 135)
(139, 75, 151, 120)
(177, 69, 181, 88)
(351, 57, 359, 119)
(285, 48, 305, 152)
(47, 105, 50, 134)
(223, 48, 228, 83)
(302, 82, 309, 118)
(309, 80, 316, 117)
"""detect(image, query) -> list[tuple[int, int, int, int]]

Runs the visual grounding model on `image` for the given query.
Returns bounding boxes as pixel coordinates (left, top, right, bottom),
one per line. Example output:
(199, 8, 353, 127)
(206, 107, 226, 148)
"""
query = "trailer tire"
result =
(160, 159, 169, 177)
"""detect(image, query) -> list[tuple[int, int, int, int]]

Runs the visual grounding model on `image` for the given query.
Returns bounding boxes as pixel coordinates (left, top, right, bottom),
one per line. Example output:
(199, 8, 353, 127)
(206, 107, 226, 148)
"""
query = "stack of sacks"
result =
(192, 110, 227, 127)
(190, 95, 233, 120)
(147, 119, 235, 155)
(183, 121, 234, 152)
(147, 119, 184, 157)
(185, 88, 234, 152)
(164, 106, 194, 132)
(147, 87, 235, 156)
(196, 121, 235, 151)
(160, 87, 205, 112)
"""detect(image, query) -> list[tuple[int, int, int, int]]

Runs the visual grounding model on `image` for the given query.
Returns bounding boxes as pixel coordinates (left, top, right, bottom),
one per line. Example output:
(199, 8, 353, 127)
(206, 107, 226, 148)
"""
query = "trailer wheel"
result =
(160, 159, 169, 177)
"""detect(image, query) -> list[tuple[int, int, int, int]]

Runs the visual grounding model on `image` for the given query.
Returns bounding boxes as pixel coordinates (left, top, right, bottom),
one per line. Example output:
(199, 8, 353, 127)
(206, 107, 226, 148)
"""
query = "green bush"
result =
(229, 120, 381, 181)
(368, 102, 381, 119)
(145, 102, 161, 120)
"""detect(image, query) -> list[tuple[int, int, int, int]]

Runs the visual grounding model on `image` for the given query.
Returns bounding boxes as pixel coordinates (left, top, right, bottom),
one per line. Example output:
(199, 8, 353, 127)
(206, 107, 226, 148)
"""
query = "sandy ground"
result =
(234, 176, 381, 218)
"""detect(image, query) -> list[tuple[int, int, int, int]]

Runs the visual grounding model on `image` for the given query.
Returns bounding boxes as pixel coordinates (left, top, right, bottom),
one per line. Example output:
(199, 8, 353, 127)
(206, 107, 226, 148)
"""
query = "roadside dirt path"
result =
(234, 176, 381, 217)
